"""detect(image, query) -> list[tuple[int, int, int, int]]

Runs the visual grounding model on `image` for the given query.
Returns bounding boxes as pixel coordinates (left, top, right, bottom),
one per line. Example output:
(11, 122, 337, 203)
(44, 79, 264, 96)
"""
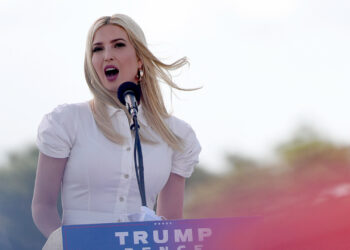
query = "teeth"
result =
(106, 68, 115, 72)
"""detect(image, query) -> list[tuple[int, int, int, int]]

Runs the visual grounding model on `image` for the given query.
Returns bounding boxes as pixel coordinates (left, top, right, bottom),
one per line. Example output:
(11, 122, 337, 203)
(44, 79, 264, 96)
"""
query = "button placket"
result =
(114, 125, 128, 215)
(113, 112, 134, 216)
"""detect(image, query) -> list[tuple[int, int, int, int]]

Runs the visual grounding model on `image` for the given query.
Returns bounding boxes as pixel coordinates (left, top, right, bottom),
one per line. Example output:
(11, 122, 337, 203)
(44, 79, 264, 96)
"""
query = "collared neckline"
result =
(106, 104, 149, 127)
(106, 104, 123, 117)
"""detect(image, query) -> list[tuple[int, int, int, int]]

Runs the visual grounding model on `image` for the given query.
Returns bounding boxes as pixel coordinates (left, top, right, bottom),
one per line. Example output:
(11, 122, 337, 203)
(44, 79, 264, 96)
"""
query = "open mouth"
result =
(104, 65, 119, 81)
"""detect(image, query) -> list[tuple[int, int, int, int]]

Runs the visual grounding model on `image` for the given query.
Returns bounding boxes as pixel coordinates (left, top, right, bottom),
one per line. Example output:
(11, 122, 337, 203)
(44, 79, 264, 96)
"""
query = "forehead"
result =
(93, 24, 129, 43)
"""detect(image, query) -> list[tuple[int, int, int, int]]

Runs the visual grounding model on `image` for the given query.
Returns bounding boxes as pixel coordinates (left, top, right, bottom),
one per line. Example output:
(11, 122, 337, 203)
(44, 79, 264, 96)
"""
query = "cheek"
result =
(91, 56, 101, 74)
(123, 49, 139, 66)
(124, 55, 139, 72)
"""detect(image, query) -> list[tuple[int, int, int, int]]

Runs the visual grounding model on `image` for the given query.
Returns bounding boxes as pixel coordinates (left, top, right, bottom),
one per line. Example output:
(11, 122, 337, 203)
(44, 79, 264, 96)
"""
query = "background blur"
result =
(1, 0, 350, 249)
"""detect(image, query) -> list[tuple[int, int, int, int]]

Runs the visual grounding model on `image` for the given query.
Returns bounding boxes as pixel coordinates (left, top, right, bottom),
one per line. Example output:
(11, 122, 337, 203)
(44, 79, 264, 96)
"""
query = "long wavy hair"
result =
(84, 14, 194, 150)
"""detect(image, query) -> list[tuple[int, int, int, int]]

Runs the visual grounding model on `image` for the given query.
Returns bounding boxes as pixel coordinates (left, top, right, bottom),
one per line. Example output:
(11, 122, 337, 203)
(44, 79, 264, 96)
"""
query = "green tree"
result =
(275, 125, 350, 166)
(225, 153, 257, 173)
(0, 145, 45, 250)
(185, 166, 218, 190)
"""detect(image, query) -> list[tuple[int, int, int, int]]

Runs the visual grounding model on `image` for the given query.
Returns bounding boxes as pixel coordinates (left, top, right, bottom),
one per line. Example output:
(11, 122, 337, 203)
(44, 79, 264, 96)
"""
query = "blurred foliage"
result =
(225, 153, 258, 174)
(185, 166, 219, 189)
(276, 125, 350, 166)
(0, 145, 45, 250)
(185, 126, 350, 219)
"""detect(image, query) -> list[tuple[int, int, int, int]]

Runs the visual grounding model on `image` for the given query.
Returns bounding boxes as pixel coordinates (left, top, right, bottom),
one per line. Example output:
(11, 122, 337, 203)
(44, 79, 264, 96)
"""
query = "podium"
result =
(54, 217, 258, 250)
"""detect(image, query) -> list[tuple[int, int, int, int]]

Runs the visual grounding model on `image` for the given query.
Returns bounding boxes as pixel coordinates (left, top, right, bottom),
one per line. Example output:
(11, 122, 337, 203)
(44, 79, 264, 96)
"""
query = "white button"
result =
(126, 147, 131, 151)
(119, 197, 125, 202)
(117, 219, 122, 222)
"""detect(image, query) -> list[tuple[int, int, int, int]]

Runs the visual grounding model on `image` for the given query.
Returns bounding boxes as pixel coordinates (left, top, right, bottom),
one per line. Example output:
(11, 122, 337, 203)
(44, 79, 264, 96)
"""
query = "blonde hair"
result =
(84, 14, 193, 150)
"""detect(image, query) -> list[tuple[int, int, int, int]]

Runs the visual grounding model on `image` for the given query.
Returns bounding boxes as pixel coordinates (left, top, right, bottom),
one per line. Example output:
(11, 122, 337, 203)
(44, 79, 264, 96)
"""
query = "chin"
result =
(108, 88, 118, 93)
(102, 83, 119, 93)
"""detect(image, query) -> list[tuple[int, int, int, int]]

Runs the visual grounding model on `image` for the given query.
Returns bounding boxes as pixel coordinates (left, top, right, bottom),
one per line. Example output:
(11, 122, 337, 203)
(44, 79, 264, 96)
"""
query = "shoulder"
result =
(46, 102, 90, 123)
(166, 115, 201, 151)
(37, 102, 89, 158)
(166, 115, 194, 138)
(48, 102, 89, 117)
(39, 101, 90, 136)
(166, 115, 201, 178)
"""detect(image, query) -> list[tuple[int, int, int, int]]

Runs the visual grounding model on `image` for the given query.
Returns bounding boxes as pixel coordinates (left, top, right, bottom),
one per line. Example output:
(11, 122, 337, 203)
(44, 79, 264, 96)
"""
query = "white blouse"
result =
(36, 102, 201, 225)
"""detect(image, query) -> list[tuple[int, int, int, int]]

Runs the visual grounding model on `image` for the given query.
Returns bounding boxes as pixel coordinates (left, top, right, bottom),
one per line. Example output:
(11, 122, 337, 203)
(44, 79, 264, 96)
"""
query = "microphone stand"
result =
(130, 110, 147, 207)
(128, 105, 163, 221)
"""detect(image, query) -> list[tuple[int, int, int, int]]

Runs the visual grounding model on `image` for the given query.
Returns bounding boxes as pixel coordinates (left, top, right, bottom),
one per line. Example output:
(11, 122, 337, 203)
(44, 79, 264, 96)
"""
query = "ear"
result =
(137, 59, 143, 68)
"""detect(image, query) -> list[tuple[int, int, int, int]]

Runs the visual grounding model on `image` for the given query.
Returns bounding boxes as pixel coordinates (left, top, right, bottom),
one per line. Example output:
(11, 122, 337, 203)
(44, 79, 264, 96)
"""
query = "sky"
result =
(1, 0, 350, 173)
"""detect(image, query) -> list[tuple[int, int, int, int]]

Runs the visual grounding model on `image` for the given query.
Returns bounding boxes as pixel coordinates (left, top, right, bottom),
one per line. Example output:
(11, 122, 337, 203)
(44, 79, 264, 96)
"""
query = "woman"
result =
(31, 13, 201, 242)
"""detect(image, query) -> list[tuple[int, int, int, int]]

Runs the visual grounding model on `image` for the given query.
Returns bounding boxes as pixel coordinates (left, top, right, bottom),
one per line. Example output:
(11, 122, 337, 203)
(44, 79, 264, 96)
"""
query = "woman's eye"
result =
(115, 43, 126, 48)
(92, 47, 102, 53)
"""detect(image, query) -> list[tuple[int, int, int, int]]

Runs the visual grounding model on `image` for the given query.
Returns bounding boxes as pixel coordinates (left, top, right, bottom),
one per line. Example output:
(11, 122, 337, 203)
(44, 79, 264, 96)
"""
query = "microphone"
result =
(117, 81, 141, 117)
(118, 82, 147, 208)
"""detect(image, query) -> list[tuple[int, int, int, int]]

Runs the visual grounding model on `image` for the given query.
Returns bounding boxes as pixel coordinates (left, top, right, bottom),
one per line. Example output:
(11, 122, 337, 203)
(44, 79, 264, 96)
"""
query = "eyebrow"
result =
(93, 38, 126, 46)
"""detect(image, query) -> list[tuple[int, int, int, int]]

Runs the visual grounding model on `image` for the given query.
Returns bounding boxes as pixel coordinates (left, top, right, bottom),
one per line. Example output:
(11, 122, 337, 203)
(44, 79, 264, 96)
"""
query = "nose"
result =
(104, 47, 114, 62)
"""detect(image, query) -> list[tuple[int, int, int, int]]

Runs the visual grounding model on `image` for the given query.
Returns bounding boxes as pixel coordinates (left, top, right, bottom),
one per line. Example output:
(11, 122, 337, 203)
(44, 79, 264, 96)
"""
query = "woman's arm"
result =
(32, 152, 68, 238)
(156, 173, 186, 219)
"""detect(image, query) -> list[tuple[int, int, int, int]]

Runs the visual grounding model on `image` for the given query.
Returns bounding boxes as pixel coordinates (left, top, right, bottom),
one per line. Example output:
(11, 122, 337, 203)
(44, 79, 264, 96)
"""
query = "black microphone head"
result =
(117, 81, 141, 106)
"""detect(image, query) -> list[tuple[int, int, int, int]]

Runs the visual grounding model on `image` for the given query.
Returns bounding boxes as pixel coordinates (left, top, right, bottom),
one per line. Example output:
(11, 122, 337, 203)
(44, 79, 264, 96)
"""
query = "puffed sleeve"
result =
(169, 117, 201, 178)
(36, 104, 78, 158)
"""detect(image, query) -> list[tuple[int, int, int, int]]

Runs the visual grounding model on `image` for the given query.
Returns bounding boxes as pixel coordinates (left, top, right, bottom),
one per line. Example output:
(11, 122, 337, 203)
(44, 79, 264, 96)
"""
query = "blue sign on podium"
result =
(62, 217, 258, 250)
